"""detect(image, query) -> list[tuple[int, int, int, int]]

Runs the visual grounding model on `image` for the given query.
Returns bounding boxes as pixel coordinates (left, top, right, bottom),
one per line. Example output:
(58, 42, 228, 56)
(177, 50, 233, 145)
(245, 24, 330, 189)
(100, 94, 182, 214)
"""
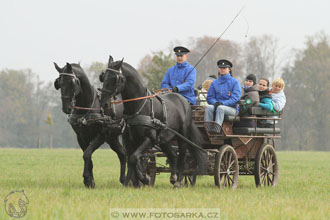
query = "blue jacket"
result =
(207, 73, 241, 108)
(161, 61, 196, 104)
(258, 97, 274, 112)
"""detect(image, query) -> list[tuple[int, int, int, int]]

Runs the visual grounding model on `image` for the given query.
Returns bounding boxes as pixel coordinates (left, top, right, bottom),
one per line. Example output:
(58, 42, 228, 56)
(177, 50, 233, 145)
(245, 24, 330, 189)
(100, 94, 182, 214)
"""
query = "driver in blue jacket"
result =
(206, 59, 241, 127)
(161, 46, 197, 105)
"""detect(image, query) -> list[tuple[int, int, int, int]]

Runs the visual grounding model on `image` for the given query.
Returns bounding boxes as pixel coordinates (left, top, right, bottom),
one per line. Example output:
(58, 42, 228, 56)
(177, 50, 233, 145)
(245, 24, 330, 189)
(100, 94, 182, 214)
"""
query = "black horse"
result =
(99, 56, 208, 187)
(53, 62, 126, 188)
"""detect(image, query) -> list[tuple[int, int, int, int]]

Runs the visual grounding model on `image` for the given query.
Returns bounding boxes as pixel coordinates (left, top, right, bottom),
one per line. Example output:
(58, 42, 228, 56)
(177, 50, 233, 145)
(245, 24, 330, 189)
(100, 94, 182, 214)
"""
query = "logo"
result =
(4, 190, 29, 218)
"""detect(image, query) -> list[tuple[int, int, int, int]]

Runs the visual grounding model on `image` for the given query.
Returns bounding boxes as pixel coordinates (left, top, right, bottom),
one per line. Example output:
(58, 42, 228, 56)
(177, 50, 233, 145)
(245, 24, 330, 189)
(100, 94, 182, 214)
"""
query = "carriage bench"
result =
(233, 127, 280, 134)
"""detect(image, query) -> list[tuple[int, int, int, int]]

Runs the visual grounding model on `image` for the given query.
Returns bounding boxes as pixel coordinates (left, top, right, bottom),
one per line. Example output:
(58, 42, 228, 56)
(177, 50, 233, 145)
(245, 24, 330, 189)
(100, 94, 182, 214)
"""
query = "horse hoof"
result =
(170, 174, 177, 185)
(173, 181, 184, 188)
(120, 177, 125, 185)
(145, 174, 151, 186)
(133, 180, 143, 188)
(84, 178, 95, 189)
(124, 179, 133, 187)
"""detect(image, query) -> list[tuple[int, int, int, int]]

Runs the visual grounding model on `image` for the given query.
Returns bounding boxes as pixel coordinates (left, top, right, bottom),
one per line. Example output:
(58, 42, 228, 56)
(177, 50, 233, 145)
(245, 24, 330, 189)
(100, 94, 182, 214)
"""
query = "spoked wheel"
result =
(254, 144, 278, 187)
(214, 145, 239, 189)
(142, 154, 157, 186)
(184, 174, 197, 186)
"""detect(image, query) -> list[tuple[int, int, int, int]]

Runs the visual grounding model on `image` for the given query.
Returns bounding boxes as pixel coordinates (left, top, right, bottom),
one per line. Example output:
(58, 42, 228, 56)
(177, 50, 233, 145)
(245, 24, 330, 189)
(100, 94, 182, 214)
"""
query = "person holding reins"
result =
(161, 46, 197, 105)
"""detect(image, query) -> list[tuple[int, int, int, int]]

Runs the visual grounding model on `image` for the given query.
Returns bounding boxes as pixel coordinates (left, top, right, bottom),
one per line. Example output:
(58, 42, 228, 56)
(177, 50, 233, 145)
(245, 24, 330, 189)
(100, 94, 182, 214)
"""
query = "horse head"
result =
(99, 55, 125, 112)
(54, 62, 82, 114)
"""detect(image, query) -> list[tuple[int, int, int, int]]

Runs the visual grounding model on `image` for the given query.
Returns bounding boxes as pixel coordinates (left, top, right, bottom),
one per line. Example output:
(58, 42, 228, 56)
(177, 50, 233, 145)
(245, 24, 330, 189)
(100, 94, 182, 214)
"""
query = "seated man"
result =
(205, 59, 241, 128)
(161, 46, 197, 105)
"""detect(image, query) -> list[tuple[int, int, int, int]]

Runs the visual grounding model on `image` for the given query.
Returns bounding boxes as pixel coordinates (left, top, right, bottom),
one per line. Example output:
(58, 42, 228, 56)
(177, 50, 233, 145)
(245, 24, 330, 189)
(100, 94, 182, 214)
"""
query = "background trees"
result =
(138, 51, 176, 90)
(0, 33, 329, 150)
(281, 33, 330, 151)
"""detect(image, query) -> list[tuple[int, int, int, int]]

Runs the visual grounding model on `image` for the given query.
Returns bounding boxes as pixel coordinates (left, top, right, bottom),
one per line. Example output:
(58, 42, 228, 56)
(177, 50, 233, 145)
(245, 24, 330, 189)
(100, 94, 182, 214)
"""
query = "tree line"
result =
(0, 33, 329, 151)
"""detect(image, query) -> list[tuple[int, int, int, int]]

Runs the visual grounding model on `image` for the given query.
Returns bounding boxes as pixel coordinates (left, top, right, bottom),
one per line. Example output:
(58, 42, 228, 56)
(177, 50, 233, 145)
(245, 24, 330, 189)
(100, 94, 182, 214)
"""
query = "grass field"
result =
(0, 148, 329, 220)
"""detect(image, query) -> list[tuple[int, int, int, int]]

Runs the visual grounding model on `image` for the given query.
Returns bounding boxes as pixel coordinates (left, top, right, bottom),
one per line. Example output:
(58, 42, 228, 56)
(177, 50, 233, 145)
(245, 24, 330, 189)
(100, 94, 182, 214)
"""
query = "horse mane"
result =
(110, 61, 145, 88)
(66, 63, 93, 89)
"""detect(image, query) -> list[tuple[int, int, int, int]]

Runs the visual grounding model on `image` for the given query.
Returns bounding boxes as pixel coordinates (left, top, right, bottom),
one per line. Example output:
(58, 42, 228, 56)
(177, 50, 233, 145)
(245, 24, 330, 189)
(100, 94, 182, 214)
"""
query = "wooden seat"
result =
(250, 107, 281, 116)
(233, 127, 280, 134)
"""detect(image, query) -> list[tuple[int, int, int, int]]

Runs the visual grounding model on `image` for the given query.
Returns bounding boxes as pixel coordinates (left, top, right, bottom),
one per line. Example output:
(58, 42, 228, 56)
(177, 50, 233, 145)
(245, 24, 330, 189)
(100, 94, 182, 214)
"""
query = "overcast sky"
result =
(0, 0, 329, 82)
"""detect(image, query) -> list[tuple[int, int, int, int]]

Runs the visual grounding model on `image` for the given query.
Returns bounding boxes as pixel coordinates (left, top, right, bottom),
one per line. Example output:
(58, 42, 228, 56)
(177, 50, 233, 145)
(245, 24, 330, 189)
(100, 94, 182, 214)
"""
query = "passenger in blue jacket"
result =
(206, 59, 241, 127)
(161, 46, 197, 104)
(257, 78, 274, 112)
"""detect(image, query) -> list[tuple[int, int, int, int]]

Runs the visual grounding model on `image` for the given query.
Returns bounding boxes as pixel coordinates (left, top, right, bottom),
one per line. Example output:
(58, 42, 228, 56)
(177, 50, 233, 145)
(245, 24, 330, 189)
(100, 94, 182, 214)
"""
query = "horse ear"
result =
(99, 71, 105, 82)
(108, 56, 113, 67)
(118, 57, 124, 68)
(66, 62, 73, 73)
(54, 62, 62, 73)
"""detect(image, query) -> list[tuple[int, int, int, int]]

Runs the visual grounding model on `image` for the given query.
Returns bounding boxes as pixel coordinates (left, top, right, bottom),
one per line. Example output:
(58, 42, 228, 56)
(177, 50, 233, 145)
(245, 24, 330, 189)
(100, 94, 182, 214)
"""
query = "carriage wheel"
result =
(184, 174, 197, 186)
(214, 145, 239, 189)
(254, 144, 278, 187)
(145, 155, 156, 186)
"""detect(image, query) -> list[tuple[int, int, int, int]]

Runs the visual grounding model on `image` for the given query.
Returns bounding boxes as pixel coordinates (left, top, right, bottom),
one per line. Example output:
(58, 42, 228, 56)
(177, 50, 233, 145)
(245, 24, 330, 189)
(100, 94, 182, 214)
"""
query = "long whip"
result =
(184, 6, 245, 81)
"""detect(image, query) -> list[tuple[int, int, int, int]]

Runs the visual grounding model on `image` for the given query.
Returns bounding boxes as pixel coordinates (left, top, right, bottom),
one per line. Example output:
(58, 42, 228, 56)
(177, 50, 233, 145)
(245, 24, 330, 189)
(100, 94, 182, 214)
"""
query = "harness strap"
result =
(155, 95, 167, 125)
(126, 115, 206, 153)
(150, 91, 155, 119)
(123, 97, 148, 121)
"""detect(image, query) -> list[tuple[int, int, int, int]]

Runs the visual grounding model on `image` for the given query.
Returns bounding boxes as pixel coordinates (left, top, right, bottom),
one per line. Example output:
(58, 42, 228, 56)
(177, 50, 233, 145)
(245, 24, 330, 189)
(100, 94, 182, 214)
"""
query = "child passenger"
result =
(271, 78, 286, 112)
(198, 80, 213, 106)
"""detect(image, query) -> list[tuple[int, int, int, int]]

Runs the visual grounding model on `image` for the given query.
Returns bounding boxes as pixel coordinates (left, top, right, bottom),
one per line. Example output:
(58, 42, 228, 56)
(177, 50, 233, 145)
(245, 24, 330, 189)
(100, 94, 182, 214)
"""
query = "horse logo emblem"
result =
(4, 190, 29, 218)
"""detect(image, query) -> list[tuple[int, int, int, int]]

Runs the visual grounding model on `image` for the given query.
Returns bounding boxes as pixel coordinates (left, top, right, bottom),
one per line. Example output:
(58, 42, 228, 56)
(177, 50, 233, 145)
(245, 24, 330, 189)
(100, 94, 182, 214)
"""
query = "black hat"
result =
(245, 74, 257, 85)
(217, 59, 233, 68)
(174, 46, 190, 56)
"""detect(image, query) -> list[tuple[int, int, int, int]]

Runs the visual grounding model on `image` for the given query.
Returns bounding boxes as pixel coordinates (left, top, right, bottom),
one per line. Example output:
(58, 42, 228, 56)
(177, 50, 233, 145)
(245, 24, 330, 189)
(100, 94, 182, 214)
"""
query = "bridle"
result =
(58, 72, 81, 107)
(99, 67, 125, 99)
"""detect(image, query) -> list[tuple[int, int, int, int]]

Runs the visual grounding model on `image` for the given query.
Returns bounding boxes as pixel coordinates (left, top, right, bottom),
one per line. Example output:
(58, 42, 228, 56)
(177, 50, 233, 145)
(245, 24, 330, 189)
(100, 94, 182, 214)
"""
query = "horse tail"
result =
(186, 108, 209, 174)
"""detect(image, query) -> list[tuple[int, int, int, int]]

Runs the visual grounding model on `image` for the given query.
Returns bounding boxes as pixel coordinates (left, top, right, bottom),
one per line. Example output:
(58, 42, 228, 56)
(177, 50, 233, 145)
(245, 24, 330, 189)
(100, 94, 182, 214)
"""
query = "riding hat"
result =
(217, 59, 233, 68)
(174, 46, 190, 56)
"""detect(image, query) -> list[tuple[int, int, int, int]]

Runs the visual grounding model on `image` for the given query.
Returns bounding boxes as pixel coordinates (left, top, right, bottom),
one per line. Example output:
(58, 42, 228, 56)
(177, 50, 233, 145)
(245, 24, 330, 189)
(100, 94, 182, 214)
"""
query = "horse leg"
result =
(160, 142, 178, 184)
(174, 141, 187, 188)
(83, 133, 105, 188)
(77, 135, 91, 187)
(129, 137, 153, 186)
(77, 134, 89, 152)
(124, 164, 133, 187)
(124, 157, 143, 187)
(107, 135, 126, 185)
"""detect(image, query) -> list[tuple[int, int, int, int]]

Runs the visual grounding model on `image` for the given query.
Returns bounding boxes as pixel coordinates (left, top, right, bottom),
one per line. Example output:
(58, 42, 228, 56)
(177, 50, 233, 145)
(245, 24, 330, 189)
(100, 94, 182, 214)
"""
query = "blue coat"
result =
(161, 61, 196, 104)
(258, 97, 274, 112)
(207, 73, 241, 108)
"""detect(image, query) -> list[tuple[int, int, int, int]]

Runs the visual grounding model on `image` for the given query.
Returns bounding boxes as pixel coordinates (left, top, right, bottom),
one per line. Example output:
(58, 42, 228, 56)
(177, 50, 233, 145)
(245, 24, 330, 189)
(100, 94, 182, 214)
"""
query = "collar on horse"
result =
(68, 87, 105, 126)
(123, 88, 168, 129)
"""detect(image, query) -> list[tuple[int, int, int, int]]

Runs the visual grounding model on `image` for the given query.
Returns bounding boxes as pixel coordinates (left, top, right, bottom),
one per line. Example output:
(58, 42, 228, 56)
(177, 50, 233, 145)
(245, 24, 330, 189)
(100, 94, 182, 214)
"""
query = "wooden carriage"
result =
(143, 105, 281, 189)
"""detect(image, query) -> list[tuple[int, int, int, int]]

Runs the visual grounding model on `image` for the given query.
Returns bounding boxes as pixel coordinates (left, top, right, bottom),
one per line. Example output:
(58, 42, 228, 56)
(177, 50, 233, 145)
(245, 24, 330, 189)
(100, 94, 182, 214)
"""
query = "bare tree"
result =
(242, 35, 284, 81)
(187, 36, 243, 86)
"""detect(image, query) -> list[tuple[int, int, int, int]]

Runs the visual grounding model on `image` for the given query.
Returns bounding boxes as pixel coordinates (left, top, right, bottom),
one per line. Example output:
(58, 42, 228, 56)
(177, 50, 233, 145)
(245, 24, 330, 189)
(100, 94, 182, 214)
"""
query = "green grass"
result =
(0, 148, 329, 220)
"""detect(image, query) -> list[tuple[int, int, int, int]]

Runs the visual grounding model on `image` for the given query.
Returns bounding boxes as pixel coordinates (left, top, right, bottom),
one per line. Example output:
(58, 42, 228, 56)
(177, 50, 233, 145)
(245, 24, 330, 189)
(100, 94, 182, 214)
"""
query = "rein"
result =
(111, 88, 170, 104)
(72, 88, 100, 111)
(73, 106, 100, 111)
